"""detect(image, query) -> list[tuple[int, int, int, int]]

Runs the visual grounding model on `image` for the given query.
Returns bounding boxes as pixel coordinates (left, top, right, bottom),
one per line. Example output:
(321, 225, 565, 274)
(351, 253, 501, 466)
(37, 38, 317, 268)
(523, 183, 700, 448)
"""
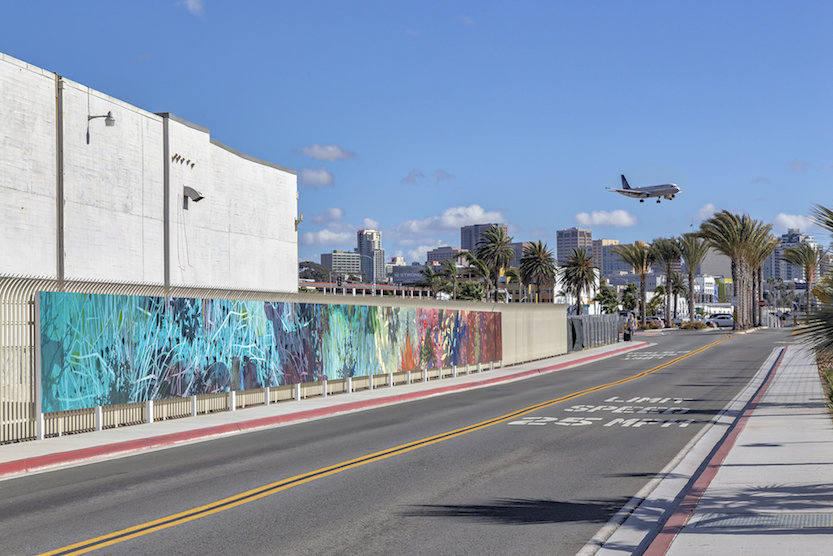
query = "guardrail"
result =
(33, 361, 499, 439)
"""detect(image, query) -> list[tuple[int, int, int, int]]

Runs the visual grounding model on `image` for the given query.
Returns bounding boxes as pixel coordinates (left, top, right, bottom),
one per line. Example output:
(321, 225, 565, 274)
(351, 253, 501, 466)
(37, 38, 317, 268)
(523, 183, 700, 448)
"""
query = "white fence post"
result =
(229, 391, 236, 412)
(322, 379, 328, 398)
(422, 368, 427, 382)
(489, 361, 494, 371)
(368, 374, 374, 390)
(407, 370, 411, 385)
(477, 362, 482, 373)
(347, 376, 352, 393)
(36, 413, 44, 440)
(191, 395, 198, 417)
(438, 367, 443, 380)
(264, 386, 270, 406)
(466, 364, 470, 375)
(146, 400, 154, 424)
(388, 372, 394, 387)
(453, 365, 457, 378)
(95, 406, 103, 431)
(295, 382, 302, 401)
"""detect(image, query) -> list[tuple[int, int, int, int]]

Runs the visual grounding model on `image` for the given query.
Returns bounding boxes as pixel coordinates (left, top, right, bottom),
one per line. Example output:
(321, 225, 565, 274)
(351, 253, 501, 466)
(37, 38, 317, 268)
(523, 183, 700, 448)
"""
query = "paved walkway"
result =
(591, 342, 833, 555)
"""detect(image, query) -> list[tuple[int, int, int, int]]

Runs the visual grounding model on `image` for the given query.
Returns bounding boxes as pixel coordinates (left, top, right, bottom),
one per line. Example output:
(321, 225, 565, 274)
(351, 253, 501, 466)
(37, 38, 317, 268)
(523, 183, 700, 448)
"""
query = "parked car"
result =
(644, 316, 664, 328)
(706, 314, 734, 328)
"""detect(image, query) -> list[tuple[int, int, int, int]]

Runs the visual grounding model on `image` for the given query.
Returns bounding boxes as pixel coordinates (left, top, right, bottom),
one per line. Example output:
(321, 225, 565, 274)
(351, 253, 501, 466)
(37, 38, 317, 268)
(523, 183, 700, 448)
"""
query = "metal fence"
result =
(1, 275, 517, 444)
(566, 314, 620, 352)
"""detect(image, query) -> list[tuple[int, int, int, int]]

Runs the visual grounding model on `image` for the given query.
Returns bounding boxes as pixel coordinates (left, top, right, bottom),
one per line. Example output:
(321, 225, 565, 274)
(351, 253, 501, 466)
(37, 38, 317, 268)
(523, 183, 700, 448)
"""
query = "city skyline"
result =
(3, 3, 833, 266)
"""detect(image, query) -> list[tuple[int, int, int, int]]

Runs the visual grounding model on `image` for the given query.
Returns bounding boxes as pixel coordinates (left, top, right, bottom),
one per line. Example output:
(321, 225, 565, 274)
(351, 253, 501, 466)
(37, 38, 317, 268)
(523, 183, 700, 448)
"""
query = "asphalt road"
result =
(0, 328, 797, 556)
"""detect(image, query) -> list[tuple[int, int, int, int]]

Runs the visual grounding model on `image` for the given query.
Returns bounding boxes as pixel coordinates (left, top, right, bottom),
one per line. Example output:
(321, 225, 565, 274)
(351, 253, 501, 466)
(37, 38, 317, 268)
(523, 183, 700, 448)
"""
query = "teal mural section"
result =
(39, 292, 502, 413)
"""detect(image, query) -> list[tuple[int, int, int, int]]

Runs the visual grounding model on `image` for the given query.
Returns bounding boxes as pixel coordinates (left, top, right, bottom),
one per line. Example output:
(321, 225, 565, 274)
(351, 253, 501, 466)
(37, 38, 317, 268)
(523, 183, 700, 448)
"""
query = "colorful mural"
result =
(39, 293, 502, 412)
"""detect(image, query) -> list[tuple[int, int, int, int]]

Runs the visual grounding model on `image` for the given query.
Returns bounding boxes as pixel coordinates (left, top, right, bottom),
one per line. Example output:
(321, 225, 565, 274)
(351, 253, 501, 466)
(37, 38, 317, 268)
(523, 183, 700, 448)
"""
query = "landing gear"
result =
(639, 199, 644, 203)
(656, 199, 661, 203)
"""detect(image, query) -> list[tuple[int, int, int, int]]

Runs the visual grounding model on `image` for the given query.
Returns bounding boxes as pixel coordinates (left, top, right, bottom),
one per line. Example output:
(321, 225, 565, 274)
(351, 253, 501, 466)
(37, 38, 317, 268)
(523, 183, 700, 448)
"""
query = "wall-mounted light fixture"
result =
(183, 186, 204, 210)
(86, 111, 115, 144)
(89, 111, 116, 127)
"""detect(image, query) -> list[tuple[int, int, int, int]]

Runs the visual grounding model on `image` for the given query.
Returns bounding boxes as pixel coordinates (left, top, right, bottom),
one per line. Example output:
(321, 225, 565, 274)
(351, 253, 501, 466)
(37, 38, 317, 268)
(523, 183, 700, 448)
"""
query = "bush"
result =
(681, 321, 708, 330)
(641, 321, 663, 330)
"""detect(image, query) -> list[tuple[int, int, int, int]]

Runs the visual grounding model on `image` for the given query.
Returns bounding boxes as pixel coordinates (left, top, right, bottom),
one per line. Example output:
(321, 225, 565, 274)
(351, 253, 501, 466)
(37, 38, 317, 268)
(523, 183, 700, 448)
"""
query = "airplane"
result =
(607, 175, 681, 203)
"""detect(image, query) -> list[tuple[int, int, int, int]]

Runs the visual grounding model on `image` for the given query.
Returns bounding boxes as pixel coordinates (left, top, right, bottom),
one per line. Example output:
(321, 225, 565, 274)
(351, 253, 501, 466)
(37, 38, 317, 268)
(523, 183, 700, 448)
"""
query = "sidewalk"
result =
(593, 342, 833, 555)
(0, 341, 647, 480)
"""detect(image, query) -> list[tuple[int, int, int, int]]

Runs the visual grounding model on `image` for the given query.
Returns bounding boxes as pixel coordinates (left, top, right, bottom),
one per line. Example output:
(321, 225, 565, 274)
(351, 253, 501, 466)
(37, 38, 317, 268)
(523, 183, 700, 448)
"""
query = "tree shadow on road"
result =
(401, 497, 630, 525)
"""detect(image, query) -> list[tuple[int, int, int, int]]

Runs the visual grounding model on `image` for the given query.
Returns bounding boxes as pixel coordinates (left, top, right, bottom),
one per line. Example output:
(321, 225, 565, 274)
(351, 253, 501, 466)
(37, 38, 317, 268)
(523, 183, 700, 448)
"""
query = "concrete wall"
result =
(0, 54, 58, 277)
(0, 52, 298, 292)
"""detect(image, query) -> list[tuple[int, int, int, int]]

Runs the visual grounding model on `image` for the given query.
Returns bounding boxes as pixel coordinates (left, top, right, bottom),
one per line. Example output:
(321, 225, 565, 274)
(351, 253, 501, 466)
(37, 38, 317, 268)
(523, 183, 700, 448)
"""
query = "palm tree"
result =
(441, 259, 459, 300)
(613, 242, 656, 327)
(560, 248, 598, 315)
(669, 273, 687, 320)
(475, 225, 515, 303)
(417, 265, 445, 297)
(595, 286, 619, 314)
(462, 253, 492, 301)
(519, 240, 557, 303)
(749, 235, 779, 326)
(651, 237, 681, 327)
(504, 268, 521, 302)
(678, 233, 710, 324)
(699, 211, 764, 330)
(782, 243, 825, 313)
(621, 282, 639, 312)
(797, 203, 833, 353)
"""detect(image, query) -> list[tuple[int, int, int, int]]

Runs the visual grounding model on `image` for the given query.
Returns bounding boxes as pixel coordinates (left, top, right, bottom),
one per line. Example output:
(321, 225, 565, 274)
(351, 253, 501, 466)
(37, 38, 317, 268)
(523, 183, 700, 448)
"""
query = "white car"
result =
(706, 314, 734, 328)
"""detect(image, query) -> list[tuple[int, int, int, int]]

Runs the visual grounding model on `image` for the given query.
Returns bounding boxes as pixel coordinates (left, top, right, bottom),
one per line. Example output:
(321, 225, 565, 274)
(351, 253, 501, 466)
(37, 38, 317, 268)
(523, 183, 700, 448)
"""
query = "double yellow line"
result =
(41, 336, 728, 555)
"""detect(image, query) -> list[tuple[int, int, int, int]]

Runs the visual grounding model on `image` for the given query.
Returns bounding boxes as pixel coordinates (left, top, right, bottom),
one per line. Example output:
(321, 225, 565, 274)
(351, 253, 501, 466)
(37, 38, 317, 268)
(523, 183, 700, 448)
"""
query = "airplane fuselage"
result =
(608, 175, 680, 202)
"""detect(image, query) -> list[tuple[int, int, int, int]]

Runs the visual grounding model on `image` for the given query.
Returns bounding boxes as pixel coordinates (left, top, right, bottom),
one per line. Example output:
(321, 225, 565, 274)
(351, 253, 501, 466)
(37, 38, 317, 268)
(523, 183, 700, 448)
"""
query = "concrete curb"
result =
(0, 342, 648, 479)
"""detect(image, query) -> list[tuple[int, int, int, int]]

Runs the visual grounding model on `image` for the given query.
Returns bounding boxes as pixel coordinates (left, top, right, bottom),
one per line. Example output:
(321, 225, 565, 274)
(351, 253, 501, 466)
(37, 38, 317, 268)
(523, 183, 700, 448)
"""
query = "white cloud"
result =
(299, 167, 335, 189)
(695, 203, 716, 222)
(406, 29, 420, 37)
(433, 169, 455, 182)
(293, 144, 356, 161)
(773, 213, 816, 233)
(299, 228, 353, 246)
(392, 205, 507, 238)
(459, 15, 475, 26)
(751, 177, 771, 184)
(789, 160, 809, 171)
(406, 243, 445, 264)
(574, 210, 637, 227)
(401, 170, 425, 184)
(178, 0, 204, 16)
(311, 207, 344, 226)
(362, 218, 379, 230)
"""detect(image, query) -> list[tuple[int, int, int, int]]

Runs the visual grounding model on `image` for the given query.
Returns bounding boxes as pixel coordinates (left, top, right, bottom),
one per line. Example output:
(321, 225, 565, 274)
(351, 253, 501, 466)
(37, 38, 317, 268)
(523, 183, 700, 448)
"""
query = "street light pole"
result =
(357, 253, 377, 296)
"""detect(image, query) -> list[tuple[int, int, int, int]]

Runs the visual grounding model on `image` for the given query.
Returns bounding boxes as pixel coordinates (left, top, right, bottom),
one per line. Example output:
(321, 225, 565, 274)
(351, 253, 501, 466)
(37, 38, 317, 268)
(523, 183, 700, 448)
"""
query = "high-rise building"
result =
(763, 228, 820, 282)
(591, 239, 631, 278)
(357, 229, 385, 283)
(426, 246, 468, 265)
(461, 223, 508, 251)
(509, 241, 533, 268)
(556, 227, 592, 263)
(321, 250, 361, 278)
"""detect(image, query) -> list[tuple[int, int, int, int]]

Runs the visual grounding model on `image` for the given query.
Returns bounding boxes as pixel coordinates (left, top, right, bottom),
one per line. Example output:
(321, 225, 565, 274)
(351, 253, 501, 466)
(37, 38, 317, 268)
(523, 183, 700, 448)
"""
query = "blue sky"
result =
(4, 1, 833, 264)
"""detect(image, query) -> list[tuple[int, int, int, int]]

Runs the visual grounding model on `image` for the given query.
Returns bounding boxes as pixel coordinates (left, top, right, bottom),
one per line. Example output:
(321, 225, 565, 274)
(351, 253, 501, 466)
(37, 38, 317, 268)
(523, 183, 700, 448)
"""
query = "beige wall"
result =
(289, 293, 568, 366)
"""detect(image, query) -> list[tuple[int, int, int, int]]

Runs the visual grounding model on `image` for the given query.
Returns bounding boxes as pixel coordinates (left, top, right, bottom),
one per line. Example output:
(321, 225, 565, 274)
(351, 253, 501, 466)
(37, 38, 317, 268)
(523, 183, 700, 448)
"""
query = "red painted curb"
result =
(0, 342, 647, 478)
(642, 346, 787, 556)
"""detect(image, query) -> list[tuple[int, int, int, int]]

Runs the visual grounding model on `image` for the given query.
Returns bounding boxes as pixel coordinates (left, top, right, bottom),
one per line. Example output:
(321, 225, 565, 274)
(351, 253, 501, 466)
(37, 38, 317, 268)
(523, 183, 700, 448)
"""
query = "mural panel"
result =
(39, 293, 502, 412)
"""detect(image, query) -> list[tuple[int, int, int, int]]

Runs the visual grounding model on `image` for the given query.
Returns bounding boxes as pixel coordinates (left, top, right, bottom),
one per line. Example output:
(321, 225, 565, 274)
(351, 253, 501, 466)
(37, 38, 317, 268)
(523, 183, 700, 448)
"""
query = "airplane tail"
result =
(621, 175, 631, 189)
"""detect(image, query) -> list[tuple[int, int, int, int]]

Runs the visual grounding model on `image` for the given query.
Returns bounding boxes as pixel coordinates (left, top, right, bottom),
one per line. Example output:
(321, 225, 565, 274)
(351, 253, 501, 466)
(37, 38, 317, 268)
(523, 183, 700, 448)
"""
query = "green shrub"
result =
(681, 321, 708, 330)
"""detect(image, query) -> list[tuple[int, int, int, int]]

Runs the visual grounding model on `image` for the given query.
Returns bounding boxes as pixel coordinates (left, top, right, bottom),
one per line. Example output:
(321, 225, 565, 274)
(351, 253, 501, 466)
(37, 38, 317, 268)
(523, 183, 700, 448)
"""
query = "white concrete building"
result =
(1, 52, 298, 292)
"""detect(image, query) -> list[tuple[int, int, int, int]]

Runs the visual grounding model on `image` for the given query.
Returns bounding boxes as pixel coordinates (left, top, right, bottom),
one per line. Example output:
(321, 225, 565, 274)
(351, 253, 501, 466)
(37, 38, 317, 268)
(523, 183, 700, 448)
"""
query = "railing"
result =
(567, 314, 620, 352)
(27, 361, 501, 440)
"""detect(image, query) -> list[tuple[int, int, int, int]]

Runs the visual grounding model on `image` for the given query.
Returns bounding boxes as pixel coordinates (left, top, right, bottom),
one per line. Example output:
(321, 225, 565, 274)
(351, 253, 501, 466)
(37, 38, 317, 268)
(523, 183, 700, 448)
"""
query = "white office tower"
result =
(357, 229, 385, 283)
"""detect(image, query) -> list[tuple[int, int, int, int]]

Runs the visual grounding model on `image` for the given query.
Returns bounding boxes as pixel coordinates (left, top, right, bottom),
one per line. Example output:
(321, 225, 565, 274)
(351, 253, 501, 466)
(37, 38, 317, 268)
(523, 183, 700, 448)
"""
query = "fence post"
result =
(453, 365, 457, 378)
(368, 374, 374, 390)
(477, 362, 482, 373)
(95, 406, 103, 431)
(295, 383, 302, 401)
(388, 372, 394, 387)
(322, 378, 327, 398)
(191, 395, 198, 417)
(264, 386, 270, 406)
(422, 368, 427, 382)
(37, 413, 44, 440)
(347, 376, 352, 393)
(146, 400, 154, 424)
(229, 391, 236, 412)
(407, 370, 411, 385)
(489, 361, 494, 371)
(466, 364, 470, 375)
(438, 366, 443, 380)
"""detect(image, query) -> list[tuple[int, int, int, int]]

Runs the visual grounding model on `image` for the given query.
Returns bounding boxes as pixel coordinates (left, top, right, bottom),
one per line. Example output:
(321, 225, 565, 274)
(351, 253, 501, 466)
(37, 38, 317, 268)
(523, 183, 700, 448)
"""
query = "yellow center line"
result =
(40, 336, 729, 556)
